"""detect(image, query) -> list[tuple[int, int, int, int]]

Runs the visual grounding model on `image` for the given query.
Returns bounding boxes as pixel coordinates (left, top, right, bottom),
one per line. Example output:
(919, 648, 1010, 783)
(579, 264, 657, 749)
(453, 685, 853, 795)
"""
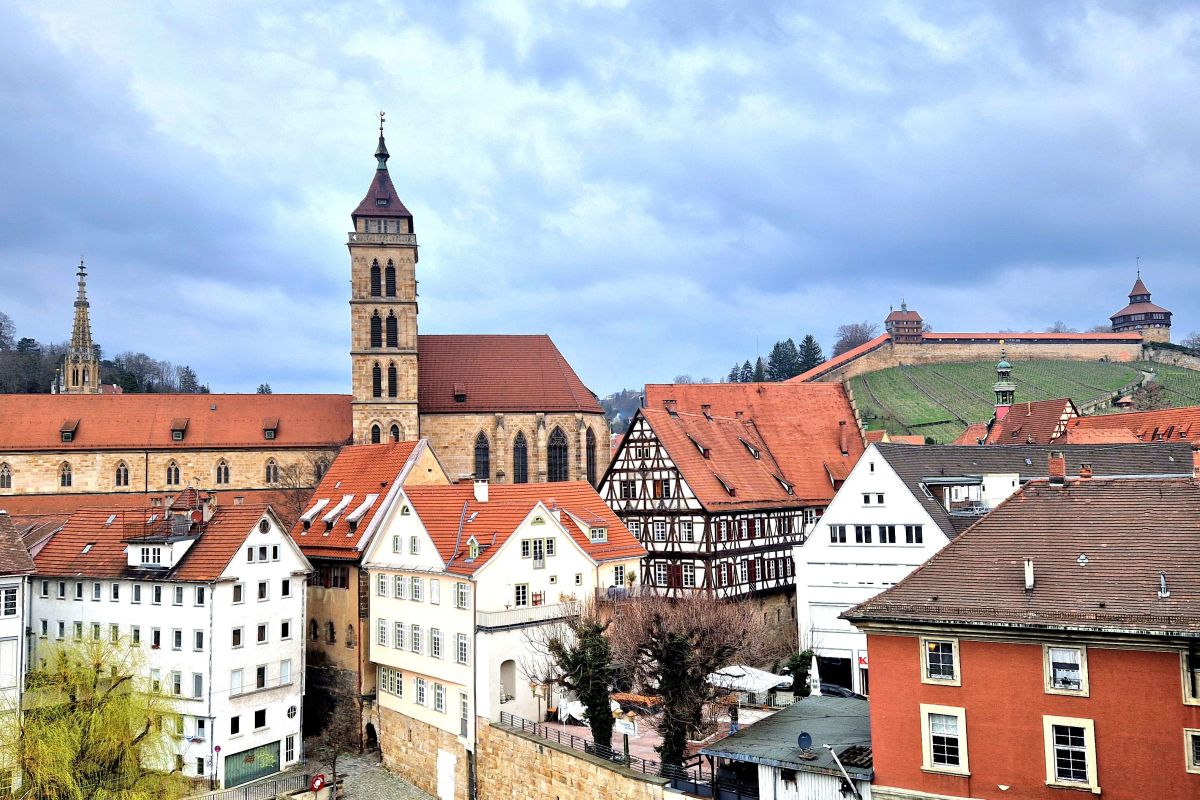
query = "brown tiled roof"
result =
(921, 331, 1143, 343)
(1130, 276, 1151, 297)
(34, 504, 274, 582)
(404, 482, 644, 576)
(351, 167, 413, 220)
(0, 513, 36, 575)
(642, 382, 863, 504)
(0, 394, 351, 451)
(1110, 301, 1171, 319)
(845, 477, 1200, 636)
(791, 334, 892, 382)
(985, 398, 1078, 445)
(873, 442, 1194, 540)
(889, 435, 925, 445)
(417, 335, 603, 414)
(6, 514, 69, 557)
(1059, 427, 1140, 444)
(885, 309, 922, 323)
(1068, 405, 1200, 442)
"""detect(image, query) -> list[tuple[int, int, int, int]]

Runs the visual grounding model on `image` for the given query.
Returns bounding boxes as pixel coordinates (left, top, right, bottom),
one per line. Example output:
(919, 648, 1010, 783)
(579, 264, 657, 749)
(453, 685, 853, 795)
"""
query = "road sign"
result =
(615, 718, 638, 737)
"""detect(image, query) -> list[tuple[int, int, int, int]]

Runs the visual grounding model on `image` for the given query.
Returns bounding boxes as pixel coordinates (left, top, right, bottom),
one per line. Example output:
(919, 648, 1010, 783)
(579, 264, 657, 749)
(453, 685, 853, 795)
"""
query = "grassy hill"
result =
(848, 359, 1186, 443)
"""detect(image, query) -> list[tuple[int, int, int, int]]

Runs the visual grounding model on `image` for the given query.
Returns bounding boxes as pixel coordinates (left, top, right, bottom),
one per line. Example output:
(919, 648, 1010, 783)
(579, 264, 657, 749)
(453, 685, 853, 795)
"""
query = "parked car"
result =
(820, 683, 866, 700)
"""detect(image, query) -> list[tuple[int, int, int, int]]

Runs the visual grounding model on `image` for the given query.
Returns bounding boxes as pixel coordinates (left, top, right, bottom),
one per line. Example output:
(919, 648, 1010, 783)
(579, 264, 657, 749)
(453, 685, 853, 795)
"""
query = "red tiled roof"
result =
(921, 331, 1142, 342)
(1110, 301, 1172, 319)
(352, 167, 413, 220)
(791, 334, 892, 382)
(0, 489, 298, 517)
(950, 422, 989, 445)
(405, 482, 644, 576)
(1068, 405, 1200, 443)
(5, 513, 69, 558)
(643, 382, 863, 504)
(889, 435, 926, 445)
(884, 310, 922, 323)
(290, 441, 421, 561)
(865, 430, 887, 443)
(0, 513, 36, 575)
(845, 477, 1200, 635)
(0, 394, 351, 451)
(1059, 427, 1140, 444)
(34, 504, 274, 582)
(1130, 276, 1151, 297)
(418, 335, 603, 414)
(985, 398, 1078, 445)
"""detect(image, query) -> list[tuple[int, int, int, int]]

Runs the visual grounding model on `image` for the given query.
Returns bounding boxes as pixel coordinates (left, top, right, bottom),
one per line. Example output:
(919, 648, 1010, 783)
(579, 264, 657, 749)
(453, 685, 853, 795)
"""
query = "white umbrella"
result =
(809, 654, 822, 696)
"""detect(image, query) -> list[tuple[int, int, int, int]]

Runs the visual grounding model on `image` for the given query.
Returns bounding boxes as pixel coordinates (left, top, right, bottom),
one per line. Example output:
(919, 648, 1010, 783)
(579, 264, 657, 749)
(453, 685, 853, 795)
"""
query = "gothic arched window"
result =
(313, 457, 330, 482)
(512, 432, 528, 484)
(370, 313, 382, 348)
(115, 462, 129, 488)
(474, 432, 490, 480)
(586, 428, 597, 486)
(387, 363, 398, 398)
(371, 425, 382, 444)
(216, 460, 230, 485)
(386, 313, 398, 348)
(548, 427, 569, 482)
(370, 260, 381, 296)
(372, 363, 382, 398)
(390, 424, 401, 442)
(265, 459, 280, 485)
(385, 261, 396, 297)
(59, 462, 72, 488)
(165, 461, 180, 487)
(309, 619, 319, 641)
(326, 622, 336, 644)
(0, 463, 11, 490)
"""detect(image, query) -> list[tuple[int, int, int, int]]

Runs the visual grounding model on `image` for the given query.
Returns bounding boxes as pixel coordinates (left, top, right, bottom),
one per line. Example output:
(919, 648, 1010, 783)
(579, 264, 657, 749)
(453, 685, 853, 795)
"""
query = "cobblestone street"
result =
(320, 751, 434, 800)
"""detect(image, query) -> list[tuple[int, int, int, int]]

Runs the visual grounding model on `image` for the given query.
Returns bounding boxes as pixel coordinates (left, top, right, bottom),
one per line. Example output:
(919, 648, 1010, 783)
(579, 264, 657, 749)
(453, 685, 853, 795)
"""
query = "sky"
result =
(2, 1, 1198, 395)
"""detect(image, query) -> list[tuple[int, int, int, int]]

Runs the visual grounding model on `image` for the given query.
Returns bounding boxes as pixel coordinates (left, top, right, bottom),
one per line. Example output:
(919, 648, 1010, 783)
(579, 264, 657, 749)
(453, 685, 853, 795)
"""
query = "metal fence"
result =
(497, 711, 711, 786)
(186, 773, 310, 800)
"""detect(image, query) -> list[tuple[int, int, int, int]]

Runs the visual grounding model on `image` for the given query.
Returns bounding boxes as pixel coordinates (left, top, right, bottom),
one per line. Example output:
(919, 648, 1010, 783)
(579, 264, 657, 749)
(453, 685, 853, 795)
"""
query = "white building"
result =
(30, 490, 311, 789)
(795, 442, 1194, 695)
(363, 479, 645, 800)
(0, 511, 35, 793)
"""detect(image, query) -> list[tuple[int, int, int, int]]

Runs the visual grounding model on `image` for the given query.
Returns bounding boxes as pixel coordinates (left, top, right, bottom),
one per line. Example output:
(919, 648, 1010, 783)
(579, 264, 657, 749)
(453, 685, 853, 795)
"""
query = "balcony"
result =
(347, 231, 417, 246)
(476, 602, 577, 631)
(532, 557, 545, 570)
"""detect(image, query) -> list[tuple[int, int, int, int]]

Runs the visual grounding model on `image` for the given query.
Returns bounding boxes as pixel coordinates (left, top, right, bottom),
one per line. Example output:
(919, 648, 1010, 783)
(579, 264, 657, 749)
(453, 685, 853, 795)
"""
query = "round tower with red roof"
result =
(1110, 273, 1172, 342)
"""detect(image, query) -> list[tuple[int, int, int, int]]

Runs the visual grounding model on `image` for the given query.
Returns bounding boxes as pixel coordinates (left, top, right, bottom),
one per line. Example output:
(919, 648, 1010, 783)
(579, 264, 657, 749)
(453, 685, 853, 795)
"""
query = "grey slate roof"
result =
(875, 442, 1194, 539)
(700, 696, 872, 781)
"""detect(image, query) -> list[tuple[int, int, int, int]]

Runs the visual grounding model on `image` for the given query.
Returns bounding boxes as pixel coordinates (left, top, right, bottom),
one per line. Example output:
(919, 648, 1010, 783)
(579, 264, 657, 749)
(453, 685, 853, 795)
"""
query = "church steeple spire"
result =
(58, 258, 101, 394)
(375, 110, 389, 170)
(71, 258, 94, 355)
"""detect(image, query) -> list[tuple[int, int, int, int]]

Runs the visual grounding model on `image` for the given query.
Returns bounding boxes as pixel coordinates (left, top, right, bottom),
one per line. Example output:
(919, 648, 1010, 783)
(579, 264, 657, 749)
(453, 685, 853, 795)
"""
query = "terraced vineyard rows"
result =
(849, 359, 1150, 443)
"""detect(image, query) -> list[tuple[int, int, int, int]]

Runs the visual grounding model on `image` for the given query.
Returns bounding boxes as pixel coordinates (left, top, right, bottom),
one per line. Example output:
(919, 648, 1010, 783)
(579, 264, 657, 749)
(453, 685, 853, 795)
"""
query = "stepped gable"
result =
(34, 503, 271, 581)
(417, 334, 602, 414)
(984, 397, 1078, 445)
(844, 477, 1200, 634)
(644, 381, 863, 504)
(403, 482, 643, 576)
(873, 442, 1194, 540)
(0, 394, 351, 451)
(638, 407, 801, 511)
(1067, 405, 1200, 443)
(290, 440, 421, 561)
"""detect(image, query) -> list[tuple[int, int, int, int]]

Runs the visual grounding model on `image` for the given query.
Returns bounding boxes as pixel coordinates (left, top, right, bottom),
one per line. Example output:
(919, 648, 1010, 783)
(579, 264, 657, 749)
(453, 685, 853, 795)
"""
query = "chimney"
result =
(1024, 558, 1035, 592)
(473, 479, 488, 503)
(1047, 451, 1066, 486)
(663, 399, 678, 416)
(839, 420, 850, 456)
(1078, 462, 1093, 480)
(701, 404, 712, 420)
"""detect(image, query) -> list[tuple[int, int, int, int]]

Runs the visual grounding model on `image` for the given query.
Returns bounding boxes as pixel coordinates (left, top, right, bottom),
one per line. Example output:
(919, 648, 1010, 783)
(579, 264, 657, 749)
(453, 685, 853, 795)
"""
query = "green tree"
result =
(796, 335, 825, 374)
(543, 614, 616, 752)
(256, 383, 272, 394)
(765, 339, 801, 381)
(752, 356, 766, 382)
(726, 364, 741, 383)
(5, 637, 187, 800)
(738, 360, 752, 382)
(782, 649, 814, 696)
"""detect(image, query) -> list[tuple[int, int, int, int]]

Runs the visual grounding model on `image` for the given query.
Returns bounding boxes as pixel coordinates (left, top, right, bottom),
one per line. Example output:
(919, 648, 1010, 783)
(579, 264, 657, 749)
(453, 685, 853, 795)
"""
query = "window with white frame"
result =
(456, 633, 469, 665)
(394, 622, 405, 650)
(681, 521, 694, 542)
(415, 677, 427, 706)
(455, 582, 469, 609)
(829, 524, 847, 544)
(377, 619, 388, 646)
(379, 665, 403, 696)
(854, 525, 871, 544)
(409, 536, 420, 555)
(434, 682, 446, 712)
(1043, 716, 1098, 791)
(590, 527, 607, 543)
(395, 575, 407, 599)
(653, 521, 666, 541)
(1183, 652, 1200, 705)
(654, 562, 668, 586)
(738, 560, 748, 583)
(514, 584, 529, 608)
(878, 524, 897, 544)
(628, 520, 641, 537)
(0, 587, 15, 617)
(920, 636, 960, 685)
(1044, 645, 1088, 695)
(431, 628, 442, 659)
(429, 580, 440, 605)
(1185, 729, 1200, 774)
(905, 524, 923, 544)
(411, 624, 422, 654)
(920, 704, 968, 775)
(377, 574, 388, 596)
(613, 565, 625, 587)
(682, 563, 696, 588)
(411, 577, 423, 601)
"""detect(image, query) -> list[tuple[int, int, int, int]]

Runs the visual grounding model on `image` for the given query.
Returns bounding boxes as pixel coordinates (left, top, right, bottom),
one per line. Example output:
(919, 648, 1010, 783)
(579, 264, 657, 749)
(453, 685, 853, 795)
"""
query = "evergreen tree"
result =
(738, 360, 753, 382)
(727, 363, 742, 383)
(797, 334, 825, 374)
(752, 356, 766, 382)
(177, 366, 201, 394)
(766, 338, 801, 381)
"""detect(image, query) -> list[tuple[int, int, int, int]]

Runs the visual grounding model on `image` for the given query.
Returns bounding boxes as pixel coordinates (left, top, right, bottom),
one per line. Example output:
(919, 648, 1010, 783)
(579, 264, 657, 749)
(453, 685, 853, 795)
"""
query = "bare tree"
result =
(308, 709, 360, 797)
(1045, 321, 1078, 333)
(1181, 331, 1200, 351)
(610, 595, 768, 771)
(832, 322, 880, 357)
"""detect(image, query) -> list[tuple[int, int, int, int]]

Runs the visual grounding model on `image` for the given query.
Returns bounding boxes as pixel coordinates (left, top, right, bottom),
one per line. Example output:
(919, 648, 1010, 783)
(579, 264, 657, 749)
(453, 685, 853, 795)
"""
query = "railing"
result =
(497, 711, 711, 785)
(533, 557, 545, 570)
(347, 231, 417, 245)
(185, 773, 309, 800)
(476, 602, 577, 630)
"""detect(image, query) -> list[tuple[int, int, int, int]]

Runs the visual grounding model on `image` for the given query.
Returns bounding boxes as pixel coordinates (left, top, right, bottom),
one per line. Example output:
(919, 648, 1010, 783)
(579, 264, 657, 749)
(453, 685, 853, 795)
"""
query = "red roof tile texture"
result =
(290, 441, 420, 561)
(0, 394, 351, 451)
(405, 482, 643, 576)
(352, 168, 413, 220)
(34, 503, 272, 582)
(985, 398, 1078, 445)
(1068, 405, 1200, 443)
(950, 422, 989, 445)
(1110, 301, 1172, 319)
(1130, 276, 1151, 296)
(0, 513, 36, 575)
(643, 382, 863, 505)
(0, 489, 298, 517)
(791, 334, 892, 382)
(845, 477, 1200, 635)
(884, 309, 922, 323)
(418, 335, 603, 414)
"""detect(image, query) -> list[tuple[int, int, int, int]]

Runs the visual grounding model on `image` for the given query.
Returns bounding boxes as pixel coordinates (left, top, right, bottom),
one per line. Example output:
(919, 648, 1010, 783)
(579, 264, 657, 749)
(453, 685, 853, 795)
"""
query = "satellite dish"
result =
(798, 732, 812, 751)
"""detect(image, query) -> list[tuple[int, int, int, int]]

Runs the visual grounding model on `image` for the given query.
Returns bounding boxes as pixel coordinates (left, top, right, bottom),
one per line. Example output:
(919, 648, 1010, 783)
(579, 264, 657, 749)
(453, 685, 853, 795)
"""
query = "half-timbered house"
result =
(600, 382, 864, 644)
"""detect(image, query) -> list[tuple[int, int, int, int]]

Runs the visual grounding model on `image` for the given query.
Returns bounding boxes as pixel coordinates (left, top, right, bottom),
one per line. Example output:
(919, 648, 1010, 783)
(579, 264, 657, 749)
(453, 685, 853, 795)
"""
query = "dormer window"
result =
(170, 418, 189, 441)
(589, 527, 608, 543)
(376, 199, 388, 206)
(775, 475, 794, 495)
(60, 419, 79, 443)
(454, 382, 467, 403)
(263, 417, 279, 440)
(740, 438, 761, 459)
(467, 537, 480, 560)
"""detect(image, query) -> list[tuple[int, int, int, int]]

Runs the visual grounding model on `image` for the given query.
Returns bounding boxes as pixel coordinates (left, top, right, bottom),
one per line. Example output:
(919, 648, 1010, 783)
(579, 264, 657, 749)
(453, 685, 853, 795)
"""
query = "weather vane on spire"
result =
(379, 110, 386, 136)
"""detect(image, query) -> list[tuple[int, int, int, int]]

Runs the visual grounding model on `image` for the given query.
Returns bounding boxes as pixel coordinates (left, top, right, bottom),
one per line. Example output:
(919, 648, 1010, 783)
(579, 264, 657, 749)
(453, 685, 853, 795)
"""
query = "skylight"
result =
(82, 543, 94, 554)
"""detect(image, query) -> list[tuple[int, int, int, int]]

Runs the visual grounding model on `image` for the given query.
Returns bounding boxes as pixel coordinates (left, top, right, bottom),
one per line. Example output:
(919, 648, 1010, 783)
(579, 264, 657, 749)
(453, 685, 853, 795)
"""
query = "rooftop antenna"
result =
(1136, 255, 1140, 278)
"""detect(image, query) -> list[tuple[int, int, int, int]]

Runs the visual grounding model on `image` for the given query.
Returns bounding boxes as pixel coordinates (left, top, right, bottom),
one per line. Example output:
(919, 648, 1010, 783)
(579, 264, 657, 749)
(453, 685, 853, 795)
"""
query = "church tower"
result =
(348, 114, 420, 444)
(58, 258, 101, 394)
(992, 346, 1015, 422)
(1109, 272, 1172, 343)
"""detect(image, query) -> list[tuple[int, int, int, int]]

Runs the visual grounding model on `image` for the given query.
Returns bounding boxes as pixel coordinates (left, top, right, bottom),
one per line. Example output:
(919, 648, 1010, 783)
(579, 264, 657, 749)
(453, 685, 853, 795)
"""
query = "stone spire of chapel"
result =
(70, 258, 95, 356)
(59, 258, 101, 394)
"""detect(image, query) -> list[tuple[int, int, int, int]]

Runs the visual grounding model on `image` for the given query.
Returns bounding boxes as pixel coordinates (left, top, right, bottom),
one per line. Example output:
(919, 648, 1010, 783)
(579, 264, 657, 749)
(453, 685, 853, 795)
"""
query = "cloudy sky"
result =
(3, 1, 1198, 395)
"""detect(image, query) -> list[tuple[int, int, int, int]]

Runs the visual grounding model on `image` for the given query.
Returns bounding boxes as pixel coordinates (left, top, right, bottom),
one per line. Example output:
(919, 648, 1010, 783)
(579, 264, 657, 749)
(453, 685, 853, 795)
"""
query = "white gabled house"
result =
(29, 490, 311, 789)
(362, 479, 645, 800)
(795, 442, 1195, 696)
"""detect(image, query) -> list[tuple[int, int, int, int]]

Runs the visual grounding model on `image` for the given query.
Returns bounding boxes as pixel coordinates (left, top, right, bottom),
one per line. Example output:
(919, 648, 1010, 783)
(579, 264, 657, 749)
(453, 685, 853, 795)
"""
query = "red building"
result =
(845, 466, 1200, 799)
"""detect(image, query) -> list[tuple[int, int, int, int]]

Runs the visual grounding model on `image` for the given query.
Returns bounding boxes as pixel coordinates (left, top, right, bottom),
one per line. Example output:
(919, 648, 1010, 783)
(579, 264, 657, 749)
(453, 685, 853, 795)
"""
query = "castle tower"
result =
(1110, 272, 1172, 343)
(348, 114, 420, 444)
(993, 346, 1015, 422)
(884, 300, 923, 344)
(59, 258, 101, 394)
